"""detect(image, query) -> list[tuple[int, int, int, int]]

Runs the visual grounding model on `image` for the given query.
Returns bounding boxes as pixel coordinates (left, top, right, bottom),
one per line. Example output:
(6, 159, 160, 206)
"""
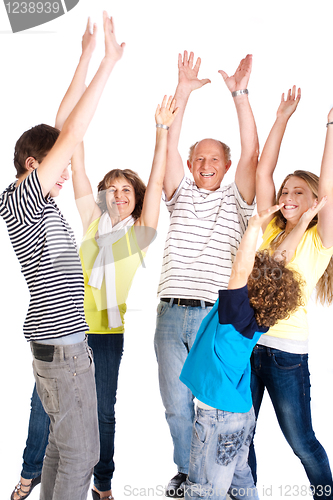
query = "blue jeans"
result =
(154, 300, 213, 474)
(185, 407, 258, 500)
(21, 385, 50, 480)
(250, 345, 333, 500)
(32, 339, 99, 500)
(21, 334, 124, 493)
(88, 333, 124, 492)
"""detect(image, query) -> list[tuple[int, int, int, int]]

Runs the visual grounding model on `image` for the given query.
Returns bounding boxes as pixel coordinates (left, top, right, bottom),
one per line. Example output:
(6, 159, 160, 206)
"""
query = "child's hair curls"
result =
(248, 250, 304, 327)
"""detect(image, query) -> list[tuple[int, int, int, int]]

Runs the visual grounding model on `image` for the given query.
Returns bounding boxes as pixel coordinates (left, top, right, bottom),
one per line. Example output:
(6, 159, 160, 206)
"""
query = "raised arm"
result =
(135, 96, 179, 250)
(273, 197, 327, 263)
(36, 12, 125, 197)
(164, 51, 210, 200)
(55, 19, 101, 233)
(256, 86, 301, 231)
(228, 204, 283, 290)
(55, 18, 97, 130)
(317, 108, 333, 248)
(219, 55, 259, 204)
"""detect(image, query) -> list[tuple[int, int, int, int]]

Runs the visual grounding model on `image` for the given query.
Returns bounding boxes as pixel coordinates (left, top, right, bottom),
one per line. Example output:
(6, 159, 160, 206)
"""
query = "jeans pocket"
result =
(73, 348, 94, 376)
(35, 373, 59, 414)
(156, 300, 169, 318)
(215, 427, 245, 466)
(194, 417, 207, 444)
(272, 351, 303, 370)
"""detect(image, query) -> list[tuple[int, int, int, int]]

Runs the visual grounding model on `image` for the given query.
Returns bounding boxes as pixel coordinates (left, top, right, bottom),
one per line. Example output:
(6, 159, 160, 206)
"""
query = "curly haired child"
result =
(179, 198, 325, 500)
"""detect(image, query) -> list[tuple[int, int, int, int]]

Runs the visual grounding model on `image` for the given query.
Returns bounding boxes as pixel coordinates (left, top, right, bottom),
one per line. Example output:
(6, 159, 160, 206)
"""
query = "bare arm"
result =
(55, 18, 102, 233)
(71, 143, 102, 235)
(228, 204, 283, 290)
(36, 13, 125, 197)
(164, 51, 210, 200)
(219, 55, 259, 204)
(256, 86, 301, 232)
(317, 108, 333, 248)
(273, 198, 327, 263)
(55, 18, 97, 130)
(135, 96, 179, 250)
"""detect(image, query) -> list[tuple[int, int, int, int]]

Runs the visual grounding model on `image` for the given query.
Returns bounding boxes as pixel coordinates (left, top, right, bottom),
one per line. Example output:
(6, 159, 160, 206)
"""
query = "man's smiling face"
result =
(187, 139, 231, 191)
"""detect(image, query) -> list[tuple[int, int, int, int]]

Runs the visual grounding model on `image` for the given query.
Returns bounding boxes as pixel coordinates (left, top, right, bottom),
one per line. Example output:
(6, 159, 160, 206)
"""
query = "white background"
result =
(0, 0, 333, 498)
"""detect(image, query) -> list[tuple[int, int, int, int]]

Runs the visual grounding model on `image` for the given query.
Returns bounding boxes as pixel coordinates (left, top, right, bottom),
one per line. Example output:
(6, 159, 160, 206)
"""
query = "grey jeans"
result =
(31, 338, 99, 500)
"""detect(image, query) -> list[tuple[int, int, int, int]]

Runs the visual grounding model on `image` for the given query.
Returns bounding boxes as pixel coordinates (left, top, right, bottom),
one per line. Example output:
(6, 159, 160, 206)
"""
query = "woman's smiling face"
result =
(279, 176, 316, 226)
(105, 176, 136, 220)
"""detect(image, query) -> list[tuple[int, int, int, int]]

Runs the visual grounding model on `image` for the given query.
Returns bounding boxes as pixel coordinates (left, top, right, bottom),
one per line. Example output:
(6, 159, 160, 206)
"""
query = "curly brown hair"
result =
(247, 250, 304, 327)
(96, 169, 146, 220)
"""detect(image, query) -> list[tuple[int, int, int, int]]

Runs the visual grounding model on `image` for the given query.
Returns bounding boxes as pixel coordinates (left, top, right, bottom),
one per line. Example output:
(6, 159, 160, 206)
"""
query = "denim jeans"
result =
(32, 339, 99, 500)
(185, 407, 258, 500)
(154, 300, 213, 474)
(21, 334, 123, 493)
(250, 345, 333, 500)
(87, 333, 124, 492)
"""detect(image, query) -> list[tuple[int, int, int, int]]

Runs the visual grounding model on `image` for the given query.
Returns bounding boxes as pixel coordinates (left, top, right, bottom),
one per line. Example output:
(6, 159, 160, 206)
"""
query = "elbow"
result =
(60, 120, 82, 147)
(248, 147, 260, 173)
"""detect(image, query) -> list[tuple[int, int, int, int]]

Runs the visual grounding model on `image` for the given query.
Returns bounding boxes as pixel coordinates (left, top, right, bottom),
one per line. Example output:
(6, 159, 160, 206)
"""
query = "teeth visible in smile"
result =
(284, 205, 297, 209)
(201, 173, 214, 177)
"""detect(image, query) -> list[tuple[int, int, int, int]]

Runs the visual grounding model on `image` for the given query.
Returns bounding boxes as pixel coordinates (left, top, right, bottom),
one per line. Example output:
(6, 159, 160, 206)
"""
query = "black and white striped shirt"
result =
(158, 177, 255, 303)
(0, 169, 88, 342)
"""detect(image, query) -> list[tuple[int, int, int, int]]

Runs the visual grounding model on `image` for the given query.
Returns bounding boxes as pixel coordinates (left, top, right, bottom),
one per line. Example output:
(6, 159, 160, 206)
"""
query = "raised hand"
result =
(103, 11, 125, 62)
(155, 96, 179, 128)
(276, 86, 301, 120)
(248, 203, 284, 229)
(178, 50, 211, 93)
(300, 196, 327, 225)
(219, 54, 252, 93)
(81, 17, 97, 59)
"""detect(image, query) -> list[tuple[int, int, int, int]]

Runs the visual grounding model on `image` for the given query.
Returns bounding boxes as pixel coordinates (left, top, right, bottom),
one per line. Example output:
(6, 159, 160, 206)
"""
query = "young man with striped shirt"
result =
(154, 51, 259, 499)
(0, 14, 124, 500)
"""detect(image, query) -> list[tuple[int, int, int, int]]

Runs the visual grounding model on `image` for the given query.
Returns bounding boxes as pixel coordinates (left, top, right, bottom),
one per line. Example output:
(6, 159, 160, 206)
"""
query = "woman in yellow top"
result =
(249, 86, 333, 499)
(10, 17, 178, 500)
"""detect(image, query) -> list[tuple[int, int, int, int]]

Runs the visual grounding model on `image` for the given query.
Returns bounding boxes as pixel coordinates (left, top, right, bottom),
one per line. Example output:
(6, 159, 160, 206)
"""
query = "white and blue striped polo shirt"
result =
(0, 168, 88, 342)
(158, 177, 255, 304)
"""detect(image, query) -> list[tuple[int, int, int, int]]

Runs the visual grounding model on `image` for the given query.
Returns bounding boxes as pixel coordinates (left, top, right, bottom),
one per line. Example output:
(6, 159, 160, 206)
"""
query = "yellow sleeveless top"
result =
(259, 218, 333, 342)
(79, 218, 145, 334)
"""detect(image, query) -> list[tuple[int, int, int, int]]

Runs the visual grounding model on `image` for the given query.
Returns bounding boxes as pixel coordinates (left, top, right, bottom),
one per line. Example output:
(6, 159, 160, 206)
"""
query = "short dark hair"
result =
(248, 250, 304, 327)
(96, 169, 146, 220)
(14, 124, 60, 179)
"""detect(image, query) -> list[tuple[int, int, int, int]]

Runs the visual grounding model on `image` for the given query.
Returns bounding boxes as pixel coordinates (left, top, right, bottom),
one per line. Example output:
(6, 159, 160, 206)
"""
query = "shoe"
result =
(91, 489, 114, 500)
(10, 475, 41, 500)
(165, 472, 187, 498)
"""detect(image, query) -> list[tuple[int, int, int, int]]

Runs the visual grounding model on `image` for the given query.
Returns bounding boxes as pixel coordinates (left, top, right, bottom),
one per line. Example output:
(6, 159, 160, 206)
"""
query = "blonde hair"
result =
(274, 170, 333, 305)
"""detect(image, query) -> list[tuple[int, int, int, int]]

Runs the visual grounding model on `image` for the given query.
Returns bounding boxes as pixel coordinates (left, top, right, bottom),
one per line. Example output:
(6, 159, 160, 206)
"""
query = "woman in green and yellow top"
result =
(249, 86, 333, 499)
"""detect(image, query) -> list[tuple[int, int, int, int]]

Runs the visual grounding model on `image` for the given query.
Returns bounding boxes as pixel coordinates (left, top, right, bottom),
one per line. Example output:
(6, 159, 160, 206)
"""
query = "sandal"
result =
(10, 475, 41, 500)
(91, 489, 114, 500)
